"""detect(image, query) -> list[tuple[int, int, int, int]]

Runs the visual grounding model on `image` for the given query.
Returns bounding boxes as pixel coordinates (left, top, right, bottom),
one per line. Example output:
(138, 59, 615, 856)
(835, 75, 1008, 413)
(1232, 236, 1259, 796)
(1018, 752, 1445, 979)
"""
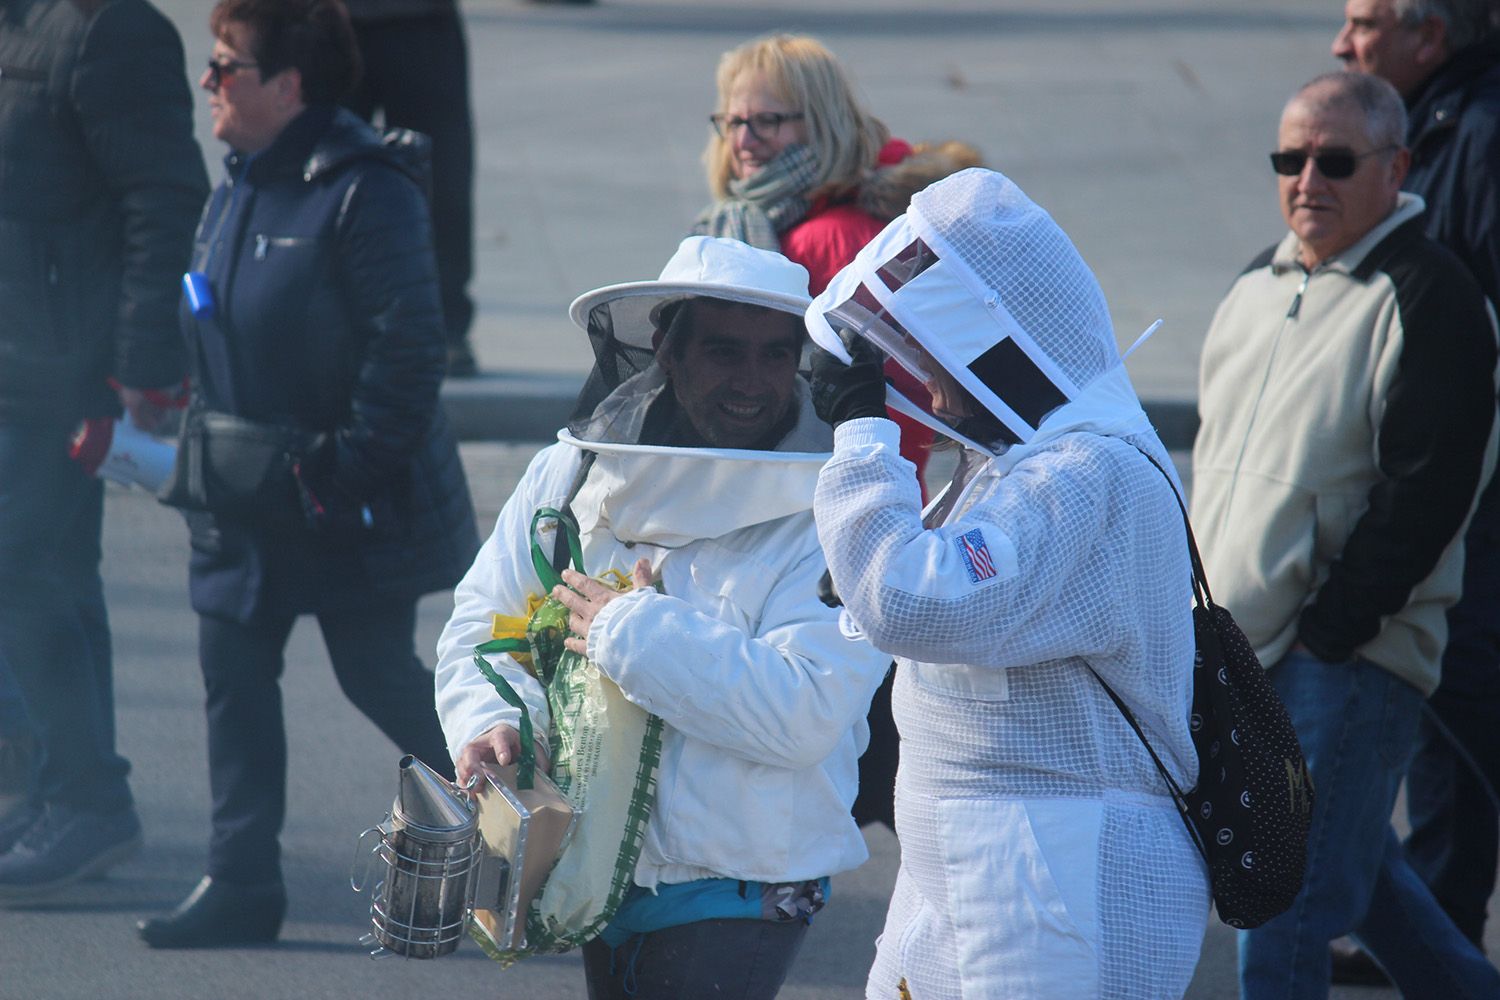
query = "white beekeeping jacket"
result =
(809, 169, 1208, 998)
(436, 371, 892, 890)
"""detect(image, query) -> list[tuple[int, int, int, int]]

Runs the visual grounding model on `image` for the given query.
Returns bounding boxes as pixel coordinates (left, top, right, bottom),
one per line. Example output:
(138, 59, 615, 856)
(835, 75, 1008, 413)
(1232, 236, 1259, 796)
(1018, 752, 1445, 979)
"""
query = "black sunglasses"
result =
(708, 112, 805, 142)
(1268, 146, 1396, 180)
(205, 56, 259, 90)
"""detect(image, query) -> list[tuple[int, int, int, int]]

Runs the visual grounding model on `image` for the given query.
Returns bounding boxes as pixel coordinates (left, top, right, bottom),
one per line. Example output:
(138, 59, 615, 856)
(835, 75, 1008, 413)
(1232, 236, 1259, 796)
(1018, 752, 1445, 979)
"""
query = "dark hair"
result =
(209, 0, 361, 104)
(654, 297, 807, 361)
(656, 299, 696, 359)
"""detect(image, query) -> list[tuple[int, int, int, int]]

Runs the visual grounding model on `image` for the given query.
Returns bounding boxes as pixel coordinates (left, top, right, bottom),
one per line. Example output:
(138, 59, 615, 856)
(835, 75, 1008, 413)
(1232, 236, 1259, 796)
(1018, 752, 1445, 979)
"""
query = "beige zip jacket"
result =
(1191, 195, 1498, 694)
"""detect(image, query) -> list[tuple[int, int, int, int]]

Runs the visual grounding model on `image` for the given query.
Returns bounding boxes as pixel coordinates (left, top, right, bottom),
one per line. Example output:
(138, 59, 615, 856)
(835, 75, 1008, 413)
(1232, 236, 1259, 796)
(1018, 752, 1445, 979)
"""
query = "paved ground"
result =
(4, 445, 1478, 999)
(3, 0, 1497, 997)
(172, 0, 1337, 402)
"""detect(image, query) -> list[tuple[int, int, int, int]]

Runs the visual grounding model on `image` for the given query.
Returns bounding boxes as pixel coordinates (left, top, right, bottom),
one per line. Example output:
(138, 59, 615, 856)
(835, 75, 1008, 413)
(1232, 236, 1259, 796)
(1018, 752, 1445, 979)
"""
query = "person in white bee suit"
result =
(433, 236, 891, 998)
(806, 168, 1210, 998)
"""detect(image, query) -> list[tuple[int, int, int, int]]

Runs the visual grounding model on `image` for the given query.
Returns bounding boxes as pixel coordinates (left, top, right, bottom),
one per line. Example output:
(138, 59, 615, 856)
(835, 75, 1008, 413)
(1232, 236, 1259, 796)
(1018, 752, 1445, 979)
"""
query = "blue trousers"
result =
(1239, 650, 1498, 999)
(0, 422, 130, 814)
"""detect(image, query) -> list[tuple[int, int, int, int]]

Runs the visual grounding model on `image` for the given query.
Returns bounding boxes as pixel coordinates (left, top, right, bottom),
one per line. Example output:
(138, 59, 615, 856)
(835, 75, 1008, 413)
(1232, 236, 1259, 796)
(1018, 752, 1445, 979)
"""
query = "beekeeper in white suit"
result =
(807, 168, 1209, 998)
(435, 236, 890, 998)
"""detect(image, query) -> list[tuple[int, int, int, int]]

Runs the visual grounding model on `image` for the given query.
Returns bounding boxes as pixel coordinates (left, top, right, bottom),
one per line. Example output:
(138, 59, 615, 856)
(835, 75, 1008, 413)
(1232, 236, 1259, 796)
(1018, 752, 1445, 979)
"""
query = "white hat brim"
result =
(569, 280, 813, 349)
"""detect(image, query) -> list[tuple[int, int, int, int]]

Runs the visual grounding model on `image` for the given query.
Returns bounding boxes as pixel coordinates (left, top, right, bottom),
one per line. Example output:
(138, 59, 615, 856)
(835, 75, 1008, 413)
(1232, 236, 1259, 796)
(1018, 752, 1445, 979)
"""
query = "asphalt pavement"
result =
(2, 0, 1495, 997)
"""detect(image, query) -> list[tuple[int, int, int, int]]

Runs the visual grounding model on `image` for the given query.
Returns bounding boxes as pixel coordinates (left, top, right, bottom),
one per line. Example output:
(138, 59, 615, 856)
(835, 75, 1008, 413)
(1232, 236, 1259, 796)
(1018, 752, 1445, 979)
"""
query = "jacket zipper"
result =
(253, 235, 315, 260)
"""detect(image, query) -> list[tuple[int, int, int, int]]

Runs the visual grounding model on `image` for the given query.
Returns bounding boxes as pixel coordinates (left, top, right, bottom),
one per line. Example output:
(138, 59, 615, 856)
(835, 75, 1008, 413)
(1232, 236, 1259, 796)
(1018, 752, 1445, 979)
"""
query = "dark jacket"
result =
(185, 105, 478, 622)
(1405, 39, 1500, 538)
(0, 0, 207, 425)
(1406, 39, 1500, 307)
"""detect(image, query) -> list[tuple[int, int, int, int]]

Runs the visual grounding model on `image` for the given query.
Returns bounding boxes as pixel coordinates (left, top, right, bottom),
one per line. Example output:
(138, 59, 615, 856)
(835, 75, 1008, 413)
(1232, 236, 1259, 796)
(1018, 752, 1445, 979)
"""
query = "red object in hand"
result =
(70, 417, 115, 476)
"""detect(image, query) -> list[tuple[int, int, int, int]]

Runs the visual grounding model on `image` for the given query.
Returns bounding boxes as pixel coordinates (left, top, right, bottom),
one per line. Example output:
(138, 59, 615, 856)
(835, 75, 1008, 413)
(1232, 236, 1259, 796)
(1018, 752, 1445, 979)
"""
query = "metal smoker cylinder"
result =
(365, 754, 479, 958)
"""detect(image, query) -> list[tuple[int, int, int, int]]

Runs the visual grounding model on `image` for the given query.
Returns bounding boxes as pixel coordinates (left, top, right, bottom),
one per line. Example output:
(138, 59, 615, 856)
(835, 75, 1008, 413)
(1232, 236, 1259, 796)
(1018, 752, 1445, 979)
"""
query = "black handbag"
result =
(1091, 448, 1314, 930)
(160, 270, 322, 520)
(157, 392, 317, 519)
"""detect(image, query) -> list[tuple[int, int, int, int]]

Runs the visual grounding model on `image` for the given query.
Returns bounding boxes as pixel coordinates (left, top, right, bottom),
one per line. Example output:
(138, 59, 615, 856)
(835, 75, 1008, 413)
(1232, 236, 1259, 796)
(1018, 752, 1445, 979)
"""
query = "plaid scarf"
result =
(691, 144, 821, 251)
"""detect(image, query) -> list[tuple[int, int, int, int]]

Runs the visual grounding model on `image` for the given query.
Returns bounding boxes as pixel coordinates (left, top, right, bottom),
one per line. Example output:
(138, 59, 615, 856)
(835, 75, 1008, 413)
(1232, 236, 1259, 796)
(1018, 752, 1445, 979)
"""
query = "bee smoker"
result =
(351, 754, 509, 959)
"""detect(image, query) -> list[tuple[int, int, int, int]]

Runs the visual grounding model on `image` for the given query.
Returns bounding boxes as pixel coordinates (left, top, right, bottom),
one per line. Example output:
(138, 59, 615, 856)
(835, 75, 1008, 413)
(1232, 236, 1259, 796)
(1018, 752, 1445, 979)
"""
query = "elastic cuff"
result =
(588, 587, 654, 677)
(833, 417, 901, 452)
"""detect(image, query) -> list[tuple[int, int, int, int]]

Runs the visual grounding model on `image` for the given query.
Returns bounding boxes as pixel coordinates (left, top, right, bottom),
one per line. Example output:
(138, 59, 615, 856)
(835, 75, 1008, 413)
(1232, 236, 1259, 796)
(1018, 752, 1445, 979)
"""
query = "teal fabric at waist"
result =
(597, 875, 830, 949)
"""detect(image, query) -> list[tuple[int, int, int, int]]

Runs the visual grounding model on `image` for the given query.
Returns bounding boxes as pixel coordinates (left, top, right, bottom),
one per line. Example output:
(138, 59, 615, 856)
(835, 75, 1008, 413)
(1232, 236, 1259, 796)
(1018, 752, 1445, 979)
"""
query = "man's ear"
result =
(1389, 145, 1412, 189)
(275, 66, 304, 109)
(1414, 14, 1450, 70)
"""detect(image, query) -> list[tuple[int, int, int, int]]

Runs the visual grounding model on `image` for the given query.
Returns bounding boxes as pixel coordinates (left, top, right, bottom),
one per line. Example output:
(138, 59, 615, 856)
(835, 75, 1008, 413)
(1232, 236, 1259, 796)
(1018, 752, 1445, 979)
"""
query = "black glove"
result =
(817, 568, 843, 608)
(810, 335, 889, 426)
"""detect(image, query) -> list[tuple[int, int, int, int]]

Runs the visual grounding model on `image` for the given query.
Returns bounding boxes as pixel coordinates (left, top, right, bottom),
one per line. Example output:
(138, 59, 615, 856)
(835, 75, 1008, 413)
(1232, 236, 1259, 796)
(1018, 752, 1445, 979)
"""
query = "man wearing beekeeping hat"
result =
(433, 236, 889, 997)
(807, 167, 1209, 998)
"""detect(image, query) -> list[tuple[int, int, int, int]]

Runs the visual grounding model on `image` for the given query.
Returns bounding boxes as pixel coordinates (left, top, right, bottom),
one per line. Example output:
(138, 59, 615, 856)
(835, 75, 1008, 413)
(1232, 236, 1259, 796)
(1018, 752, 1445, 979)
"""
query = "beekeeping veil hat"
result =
(557, 237, 831, 547)
(807, 167, 1153, 463)
(565, 236, 819, 444)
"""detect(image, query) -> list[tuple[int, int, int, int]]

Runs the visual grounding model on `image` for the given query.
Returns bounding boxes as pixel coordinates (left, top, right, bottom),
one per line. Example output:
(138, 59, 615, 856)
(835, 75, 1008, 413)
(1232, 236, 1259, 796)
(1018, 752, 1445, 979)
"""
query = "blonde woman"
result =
(695, 36, 975, 831)
(695, 33, 977, 484)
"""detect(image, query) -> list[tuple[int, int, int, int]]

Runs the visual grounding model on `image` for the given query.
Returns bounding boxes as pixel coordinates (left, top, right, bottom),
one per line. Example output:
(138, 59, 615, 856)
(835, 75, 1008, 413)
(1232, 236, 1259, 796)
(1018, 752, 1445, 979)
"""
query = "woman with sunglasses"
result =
(694, 33, 976, 832)
(137, 0, 478, 948)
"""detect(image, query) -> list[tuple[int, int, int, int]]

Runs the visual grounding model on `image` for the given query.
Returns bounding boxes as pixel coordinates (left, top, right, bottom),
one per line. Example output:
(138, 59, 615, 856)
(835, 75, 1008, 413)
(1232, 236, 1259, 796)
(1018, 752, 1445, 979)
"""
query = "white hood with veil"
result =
(809, 169, 1209, 999)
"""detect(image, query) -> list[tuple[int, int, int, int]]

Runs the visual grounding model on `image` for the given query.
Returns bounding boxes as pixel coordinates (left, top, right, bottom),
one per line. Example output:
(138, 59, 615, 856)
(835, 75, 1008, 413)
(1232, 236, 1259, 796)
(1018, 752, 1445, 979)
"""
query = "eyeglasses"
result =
(205, 56, 259, 90)
(708, 112, 805, 142)
(1268, 145, 1396, 179)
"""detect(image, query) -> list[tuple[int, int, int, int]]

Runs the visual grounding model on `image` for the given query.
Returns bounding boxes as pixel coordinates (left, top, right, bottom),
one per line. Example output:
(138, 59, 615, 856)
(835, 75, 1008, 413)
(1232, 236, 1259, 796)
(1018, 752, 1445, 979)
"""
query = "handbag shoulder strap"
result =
(1130, 446, 1213, 609)
(1086, 441, 1214, 861)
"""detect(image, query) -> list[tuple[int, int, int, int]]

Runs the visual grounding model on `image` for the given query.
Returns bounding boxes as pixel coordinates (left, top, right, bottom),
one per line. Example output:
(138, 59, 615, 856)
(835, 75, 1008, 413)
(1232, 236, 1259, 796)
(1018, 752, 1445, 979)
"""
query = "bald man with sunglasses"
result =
(1191, 71, 1500, 998)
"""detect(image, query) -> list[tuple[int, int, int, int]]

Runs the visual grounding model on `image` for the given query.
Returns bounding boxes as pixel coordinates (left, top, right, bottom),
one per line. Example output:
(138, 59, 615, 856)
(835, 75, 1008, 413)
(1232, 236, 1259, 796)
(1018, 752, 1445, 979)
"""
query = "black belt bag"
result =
(158, 404, 321, 519)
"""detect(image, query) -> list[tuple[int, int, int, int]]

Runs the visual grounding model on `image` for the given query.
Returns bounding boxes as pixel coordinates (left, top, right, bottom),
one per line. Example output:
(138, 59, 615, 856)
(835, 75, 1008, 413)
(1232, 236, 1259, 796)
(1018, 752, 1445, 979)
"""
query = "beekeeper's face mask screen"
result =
(820, 237, 946, 382)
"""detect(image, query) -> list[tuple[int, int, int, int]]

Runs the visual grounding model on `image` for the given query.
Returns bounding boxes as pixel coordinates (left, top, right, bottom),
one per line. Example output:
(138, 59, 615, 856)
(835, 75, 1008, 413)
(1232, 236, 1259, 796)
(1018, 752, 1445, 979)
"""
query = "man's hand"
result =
(553, 558, 653, 656)
(116, 383, 182, 434)
(810, 339, 888, 427)
(455, 723, 552, 790)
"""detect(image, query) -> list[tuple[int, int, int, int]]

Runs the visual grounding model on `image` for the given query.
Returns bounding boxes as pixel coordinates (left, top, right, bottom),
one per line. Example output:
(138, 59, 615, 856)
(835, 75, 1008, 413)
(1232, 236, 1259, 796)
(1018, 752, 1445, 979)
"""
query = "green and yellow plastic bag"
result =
(470, 506, 664, 964)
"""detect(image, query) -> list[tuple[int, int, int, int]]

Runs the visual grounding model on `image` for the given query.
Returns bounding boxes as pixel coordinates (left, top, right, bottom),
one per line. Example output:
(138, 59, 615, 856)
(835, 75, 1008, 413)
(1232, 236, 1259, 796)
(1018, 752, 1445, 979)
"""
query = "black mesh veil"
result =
(566, 293, 822, 447)
(567, 301, 660, 433)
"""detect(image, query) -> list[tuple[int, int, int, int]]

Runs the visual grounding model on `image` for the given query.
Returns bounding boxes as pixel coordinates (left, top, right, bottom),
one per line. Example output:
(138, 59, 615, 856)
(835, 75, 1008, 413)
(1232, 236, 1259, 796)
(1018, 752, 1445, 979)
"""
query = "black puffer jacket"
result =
(0, 0, 207, 424)
(184, 105, 478, 622)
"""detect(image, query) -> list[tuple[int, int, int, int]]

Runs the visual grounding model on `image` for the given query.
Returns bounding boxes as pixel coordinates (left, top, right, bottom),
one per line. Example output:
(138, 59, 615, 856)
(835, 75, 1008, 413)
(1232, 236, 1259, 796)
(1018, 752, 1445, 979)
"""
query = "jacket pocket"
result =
(908, 660, 1010, 702)
(0, 218, 60, 355)
(0, 64, 47, 84)
(1313, 491, 1359, 566)
(251, 233, 322, 261)
(937, 797, 1102, 996)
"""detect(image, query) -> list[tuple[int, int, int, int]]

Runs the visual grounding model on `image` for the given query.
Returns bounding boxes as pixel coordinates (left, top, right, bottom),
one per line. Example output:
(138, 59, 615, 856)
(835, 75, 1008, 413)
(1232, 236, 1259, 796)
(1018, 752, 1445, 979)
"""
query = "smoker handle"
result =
(350, 823, 388, 893)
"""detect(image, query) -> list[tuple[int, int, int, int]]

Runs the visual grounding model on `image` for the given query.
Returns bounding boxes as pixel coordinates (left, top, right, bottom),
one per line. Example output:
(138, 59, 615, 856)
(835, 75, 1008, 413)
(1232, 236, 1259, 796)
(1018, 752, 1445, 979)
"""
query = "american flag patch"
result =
(956, 528, 997, 583)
